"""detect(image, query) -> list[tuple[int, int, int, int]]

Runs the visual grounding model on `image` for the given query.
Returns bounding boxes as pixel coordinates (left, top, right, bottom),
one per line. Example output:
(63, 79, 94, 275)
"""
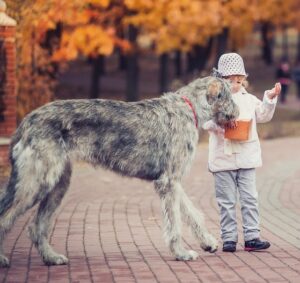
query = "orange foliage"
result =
(124, 0, 223, 53)
(125, 0, 300, 53)
(31, 0, 131, 61)
(220, 0, 257, 49)
(52, 25, 115, 61)
(256, 0, 298, 27)
(5, 0, 130, 118)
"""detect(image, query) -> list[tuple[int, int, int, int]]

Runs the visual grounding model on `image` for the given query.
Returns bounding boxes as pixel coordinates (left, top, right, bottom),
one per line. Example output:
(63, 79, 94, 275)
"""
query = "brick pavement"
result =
(0, 137, 300, 283)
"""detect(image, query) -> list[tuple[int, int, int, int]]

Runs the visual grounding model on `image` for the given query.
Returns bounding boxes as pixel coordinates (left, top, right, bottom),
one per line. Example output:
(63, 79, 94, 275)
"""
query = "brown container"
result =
(224, 120, 252, 141)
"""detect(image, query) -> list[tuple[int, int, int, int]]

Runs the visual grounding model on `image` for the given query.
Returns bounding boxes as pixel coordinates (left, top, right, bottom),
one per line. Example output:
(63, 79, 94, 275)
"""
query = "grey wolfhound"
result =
(0, 76, 238, 267)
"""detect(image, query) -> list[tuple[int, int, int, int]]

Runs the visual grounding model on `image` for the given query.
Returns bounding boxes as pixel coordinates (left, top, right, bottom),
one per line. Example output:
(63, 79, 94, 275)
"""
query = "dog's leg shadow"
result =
(28, 162, 72, 266)
(154, 176, 199, 261)
(178, 185, 218, 253)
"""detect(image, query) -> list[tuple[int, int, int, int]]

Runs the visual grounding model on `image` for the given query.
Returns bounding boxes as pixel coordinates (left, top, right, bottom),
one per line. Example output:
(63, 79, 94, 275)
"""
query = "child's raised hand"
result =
(267, 83, 281, 99)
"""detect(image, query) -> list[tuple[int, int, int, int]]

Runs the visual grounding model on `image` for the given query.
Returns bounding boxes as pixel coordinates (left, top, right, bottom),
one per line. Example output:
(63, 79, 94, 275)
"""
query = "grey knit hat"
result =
(217, 53, 247, 77)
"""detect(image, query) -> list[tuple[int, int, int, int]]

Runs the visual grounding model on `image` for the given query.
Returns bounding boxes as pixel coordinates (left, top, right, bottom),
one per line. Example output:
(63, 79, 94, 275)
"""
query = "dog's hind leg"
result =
(0, 166, 42, 267)
(154, 175, 198, 261)
(178, 185, 218, 253)
(0, 142, 69, 267)
(28, 162, 71, 266)
(0, 171, 19, 267)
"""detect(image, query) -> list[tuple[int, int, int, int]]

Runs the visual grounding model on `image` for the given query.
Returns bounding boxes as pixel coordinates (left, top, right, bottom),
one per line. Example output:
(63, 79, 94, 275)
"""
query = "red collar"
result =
(182, 96, 198, 128)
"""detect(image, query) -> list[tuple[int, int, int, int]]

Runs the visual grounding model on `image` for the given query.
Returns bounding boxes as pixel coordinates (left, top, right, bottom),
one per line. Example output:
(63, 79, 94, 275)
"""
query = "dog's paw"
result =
(202, 245, 218, 253)
(43, 253, 69, 266)
(176, 250, 199, 261)
(0, 255, 10, 268)
(201, 234, 218, 253)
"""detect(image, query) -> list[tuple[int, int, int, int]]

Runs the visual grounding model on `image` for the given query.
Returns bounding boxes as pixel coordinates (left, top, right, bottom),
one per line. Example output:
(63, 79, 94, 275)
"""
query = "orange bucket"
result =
(224, 120, 252, 141)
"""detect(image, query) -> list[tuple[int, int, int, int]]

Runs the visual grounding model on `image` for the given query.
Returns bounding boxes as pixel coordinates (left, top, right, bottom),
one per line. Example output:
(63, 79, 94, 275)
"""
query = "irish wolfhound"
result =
(0, 76, 238, 267)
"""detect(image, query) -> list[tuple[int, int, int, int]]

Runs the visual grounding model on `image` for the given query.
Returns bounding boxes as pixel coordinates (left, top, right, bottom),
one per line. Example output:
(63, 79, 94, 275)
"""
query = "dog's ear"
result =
(208, 78, 221, 96)
(206, 78, 222, 105)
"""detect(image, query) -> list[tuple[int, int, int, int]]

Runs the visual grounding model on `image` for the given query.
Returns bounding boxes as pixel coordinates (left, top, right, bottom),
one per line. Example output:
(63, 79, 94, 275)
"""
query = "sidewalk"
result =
(1, 137, 300, 283)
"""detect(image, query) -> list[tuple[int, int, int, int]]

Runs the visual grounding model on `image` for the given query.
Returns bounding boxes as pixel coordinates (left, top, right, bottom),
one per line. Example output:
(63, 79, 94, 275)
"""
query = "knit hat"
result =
(217, 53, 247, 77)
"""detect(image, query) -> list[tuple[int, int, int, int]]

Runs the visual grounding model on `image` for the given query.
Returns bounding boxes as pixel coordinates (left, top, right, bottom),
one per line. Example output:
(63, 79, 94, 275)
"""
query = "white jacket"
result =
(202, 87, 277, 172)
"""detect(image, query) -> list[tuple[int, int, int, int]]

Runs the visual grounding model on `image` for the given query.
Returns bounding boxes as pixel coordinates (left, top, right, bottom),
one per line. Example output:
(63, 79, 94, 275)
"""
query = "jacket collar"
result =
(233, 87, 248, 95)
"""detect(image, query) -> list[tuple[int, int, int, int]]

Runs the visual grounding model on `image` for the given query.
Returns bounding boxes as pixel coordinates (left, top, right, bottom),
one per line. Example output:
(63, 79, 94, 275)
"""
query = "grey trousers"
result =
(213, 169, 260, 242)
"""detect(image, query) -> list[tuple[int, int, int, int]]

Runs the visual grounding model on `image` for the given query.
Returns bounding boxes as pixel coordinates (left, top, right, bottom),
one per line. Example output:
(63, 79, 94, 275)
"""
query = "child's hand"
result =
(225, 120, 237, 129)
(267, 83, 281, 99)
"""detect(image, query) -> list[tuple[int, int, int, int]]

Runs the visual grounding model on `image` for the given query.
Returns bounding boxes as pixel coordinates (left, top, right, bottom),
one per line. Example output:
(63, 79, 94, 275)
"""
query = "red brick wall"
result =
(0, 26, 17, 136)
(0, 25, 17, 167)
(0, 143, 9, 164)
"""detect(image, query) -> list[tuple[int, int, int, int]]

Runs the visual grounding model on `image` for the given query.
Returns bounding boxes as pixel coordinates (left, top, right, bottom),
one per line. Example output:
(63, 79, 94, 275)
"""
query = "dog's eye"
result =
(217, 93, 222, 99)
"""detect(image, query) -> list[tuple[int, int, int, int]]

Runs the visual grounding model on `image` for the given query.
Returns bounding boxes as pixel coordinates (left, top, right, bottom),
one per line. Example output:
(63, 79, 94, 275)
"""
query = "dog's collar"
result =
(182, 96, 198, 128)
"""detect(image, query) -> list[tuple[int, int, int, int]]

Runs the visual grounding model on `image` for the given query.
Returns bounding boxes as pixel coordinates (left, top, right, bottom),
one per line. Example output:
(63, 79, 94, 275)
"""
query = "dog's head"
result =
(204, 77, 239, 126)
(175, 76, 239, 126)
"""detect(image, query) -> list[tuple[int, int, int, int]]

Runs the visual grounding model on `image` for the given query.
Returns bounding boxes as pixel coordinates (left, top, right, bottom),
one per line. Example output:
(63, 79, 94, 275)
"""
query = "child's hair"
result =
(242, 79, 249, 89)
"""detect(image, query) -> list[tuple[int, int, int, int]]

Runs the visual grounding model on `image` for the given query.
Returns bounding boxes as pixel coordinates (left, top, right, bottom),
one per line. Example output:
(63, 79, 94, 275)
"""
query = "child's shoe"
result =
(244, 238, 270, 251)
(222, 241, 236, 252)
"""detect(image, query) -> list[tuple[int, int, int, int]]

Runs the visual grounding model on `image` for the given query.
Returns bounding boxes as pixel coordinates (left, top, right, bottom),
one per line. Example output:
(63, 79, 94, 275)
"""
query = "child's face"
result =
(224, 75, 246, 93)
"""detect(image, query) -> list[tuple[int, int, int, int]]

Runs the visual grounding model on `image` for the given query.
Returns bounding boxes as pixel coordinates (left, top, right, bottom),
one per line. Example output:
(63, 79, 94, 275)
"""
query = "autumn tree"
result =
(255, 0, 299, 63)
(124, 0, 223, 90)
(6, 0, 300, 116)
(6, 0, 131, 118)
(6, 0, 57, 120)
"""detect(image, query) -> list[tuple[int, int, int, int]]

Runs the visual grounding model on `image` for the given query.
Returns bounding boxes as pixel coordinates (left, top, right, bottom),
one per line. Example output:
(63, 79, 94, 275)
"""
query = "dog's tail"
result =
(0, 135, 20, 217)
(0, 190, 15, 217)
(0, 125, 24, 217)
(9, 121, 24, 161)
(0, 169, 17, 217)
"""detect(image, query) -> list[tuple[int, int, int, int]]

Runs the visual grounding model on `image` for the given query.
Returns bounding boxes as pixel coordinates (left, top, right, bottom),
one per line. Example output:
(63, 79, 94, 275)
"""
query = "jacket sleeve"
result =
(253, 91, 277, 123)
(202, 120, 225, 134)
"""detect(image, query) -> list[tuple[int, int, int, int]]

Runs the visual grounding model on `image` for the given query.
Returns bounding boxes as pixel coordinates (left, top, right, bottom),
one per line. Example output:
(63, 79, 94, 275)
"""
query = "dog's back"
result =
(11, 96, 198, 181)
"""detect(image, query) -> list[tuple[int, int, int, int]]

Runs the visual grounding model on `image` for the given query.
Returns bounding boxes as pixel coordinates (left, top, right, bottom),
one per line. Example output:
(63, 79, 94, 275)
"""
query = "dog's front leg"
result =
(178, 185, 218, 253)
(154, 177, 198, 261)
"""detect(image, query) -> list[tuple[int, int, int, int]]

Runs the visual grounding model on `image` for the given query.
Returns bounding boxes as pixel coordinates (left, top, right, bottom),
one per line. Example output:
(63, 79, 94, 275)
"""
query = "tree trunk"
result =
(282, 26, 289, 60)
(90, 55, 105, 99)
(186, 39, 213, 74)
(119, 51, 127, 70)
(261, 22, 274, 65)
(186, 51, 196, 73)
(41, 22, 63, 78)
(159, 53, 169, 93)
(117, 30, 127, 70)
(126, 25, 139, 102)
(195, 38, 213, 73)
(297, 31, 300, 62)
(215, 28, 229, 65)
(174, 50, 182, 78)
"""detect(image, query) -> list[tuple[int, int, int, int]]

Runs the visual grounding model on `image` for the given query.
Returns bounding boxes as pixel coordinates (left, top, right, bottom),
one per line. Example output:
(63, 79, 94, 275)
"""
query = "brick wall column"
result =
(0, 0, 17, 167)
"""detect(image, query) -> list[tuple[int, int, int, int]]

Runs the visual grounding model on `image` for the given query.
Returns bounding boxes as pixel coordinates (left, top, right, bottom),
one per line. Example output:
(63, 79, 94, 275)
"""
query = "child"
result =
(203, 53, 281, 252)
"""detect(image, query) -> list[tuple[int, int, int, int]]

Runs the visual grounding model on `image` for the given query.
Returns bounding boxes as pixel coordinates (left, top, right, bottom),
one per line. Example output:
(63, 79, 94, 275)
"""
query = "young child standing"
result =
(203, 53, 281, 252)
